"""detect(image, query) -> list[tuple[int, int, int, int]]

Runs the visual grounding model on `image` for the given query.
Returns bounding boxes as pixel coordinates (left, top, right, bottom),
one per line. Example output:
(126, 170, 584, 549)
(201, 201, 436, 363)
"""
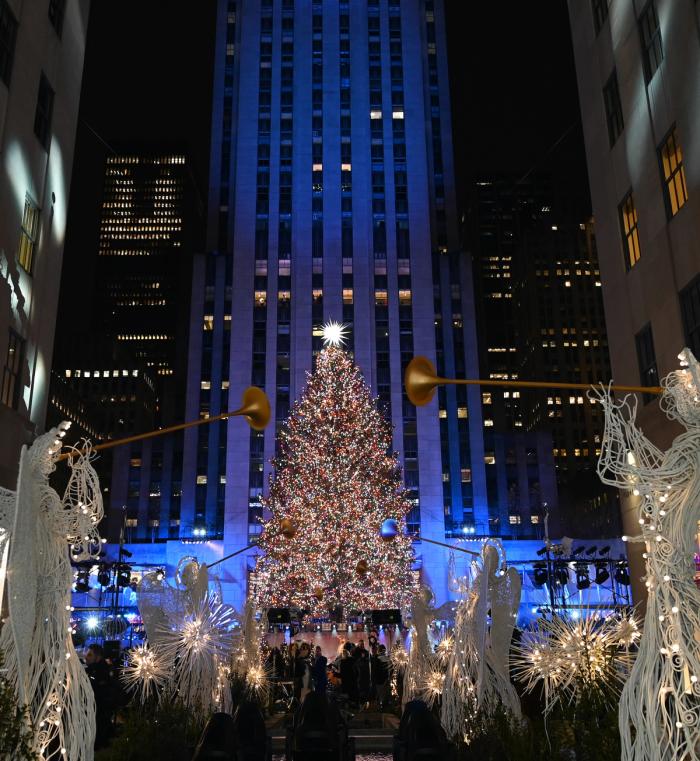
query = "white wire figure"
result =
(590, 348, 700, 761)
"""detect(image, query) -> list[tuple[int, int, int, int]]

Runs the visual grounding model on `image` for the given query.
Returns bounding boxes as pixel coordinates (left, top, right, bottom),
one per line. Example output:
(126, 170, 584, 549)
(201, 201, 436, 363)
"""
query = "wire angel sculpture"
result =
(590, 348, 700, 761)
(0, 424, 102, 760)
(440, 540, 521, 743)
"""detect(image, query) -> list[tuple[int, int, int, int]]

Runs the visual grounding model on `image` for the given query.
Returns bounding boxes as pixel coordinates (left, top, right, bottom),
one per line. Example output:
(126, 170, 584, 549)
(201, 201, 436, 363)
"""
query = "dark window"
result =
(48, 0, 66, 37)
(1, 330, 24, 409)
(619, 190, 641, 270)
(639, 1, 663, 83)
(658, 126, 688, 218)
(635, 324, 658, 403)
(680, 276, 700, 359)
(34, 73, 54, 150)
(603, 70, 624, 147)
(591, 0, 608, 35)
(0, 0, 17, 86)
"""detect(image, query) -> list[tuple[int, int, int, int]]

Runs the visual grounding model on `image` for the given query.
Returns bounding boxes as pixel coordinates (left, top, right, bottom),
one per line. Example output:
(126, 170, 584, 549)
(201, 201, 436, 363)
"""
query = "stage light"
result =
(594, 562, 610, 585)
(117, 564, 132, 588)
(598, 545, 610, 556)
(585, 545, 598, 556)
(75, 570, 90, 593)
(614, 563, 630, 586)
(553, 563, 569, 586)
(97, 565, 111, 587)
(86, 616, 99, 630)
(575, 562, 590, 590)
(533, 562, 548, 587)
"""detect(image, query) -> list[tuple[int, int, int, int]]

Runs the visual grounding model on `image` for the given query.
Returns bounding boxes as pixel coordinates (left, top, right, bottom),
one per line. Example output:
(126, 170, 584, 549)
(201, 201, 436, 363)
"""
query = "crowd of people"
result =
(265, 638, 393, 711)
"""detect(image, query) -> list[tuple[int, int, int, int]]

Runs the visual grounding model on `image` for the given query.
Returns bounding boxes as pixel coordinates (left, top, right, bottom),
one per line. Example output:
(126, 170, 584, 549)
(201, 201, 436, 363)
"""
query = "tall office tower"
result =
(568, 0, 699, 598)
(470, 175, 615, 537)
(174, 0, 487, 608)
(0, 0, 90, 488)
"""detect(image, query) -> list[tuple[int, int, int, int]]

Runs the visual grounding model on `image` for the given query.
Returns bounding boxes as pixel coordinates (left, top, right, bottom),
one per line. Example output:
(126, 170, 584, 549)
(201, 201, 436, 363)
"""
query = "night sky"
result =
(58, 1, 589, 319)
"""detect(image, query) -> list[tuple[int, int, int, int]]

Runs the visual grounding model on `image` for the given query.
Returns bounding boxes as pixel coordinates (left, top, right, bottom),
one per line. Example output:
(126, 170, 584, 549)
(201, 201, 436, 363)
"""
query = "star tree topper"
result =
(321, 320, 348, 347)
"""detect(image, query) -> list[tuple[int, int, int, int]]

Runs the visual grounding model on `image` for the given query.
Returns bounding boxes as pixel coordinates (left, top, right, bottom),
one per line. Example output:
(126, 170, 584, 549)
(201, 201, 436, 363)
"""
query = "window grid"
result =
(591, 0, 608, 35)
(635, 324, 658, 403)
(34, 73, 54, 150)
(1, 330, 24, 409)
(48, 0, 66, 37)
(639, 1, 663, 83)
(658, 126, 688, 218)
(603, 70, 623, 147)
(18, 196, 40, 273)
(0, 0, 17, 86)
(619, 191, 641, 270)
(680, 276, 700, 360)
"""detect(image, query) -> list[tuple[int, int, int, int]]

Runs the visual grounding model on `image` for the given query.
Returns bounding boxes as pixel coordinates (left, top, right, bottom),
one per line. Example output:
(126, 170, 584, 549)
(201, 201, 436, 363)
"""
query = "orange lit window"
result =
(619, 191, 641, 270)
(659, 126, 688, 218)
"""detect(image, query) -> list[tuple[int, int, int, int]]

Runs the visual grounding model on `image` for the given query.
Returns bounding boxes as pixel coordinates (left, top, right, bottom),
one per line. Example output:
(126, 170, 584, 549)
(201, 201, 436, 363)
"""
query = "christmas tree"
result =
(254, 324, 417, 617)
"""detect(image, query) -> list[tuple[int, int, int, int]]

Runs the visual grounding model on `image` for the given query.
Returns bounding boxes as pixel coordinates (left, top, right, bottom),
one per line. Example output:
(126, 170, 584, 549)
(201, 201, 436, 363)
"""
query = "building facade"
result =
(568, 0, 700, 598)
(0, 0, 89, 488)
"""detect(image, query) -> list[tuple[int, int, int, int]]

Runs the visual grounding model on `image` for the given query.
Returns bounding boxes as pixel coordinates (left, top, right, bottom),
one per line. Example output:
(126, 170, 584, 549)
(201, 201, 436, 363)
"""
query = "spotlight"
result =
(116, 564, 132, 588)
(594, 562, 610, 585)
(533, 561, 548, 587)
(614, 563, 630, 586)
(155, 568, 165, 582)
(97, 565, 111, 587)
(86, 616, 99, 630)
(75, 570, 90, 594)
(575, 562, 590, 590)
(552, 562, 569, 586)
(572, 547, 585, 557)
(585, 545, 598, 556)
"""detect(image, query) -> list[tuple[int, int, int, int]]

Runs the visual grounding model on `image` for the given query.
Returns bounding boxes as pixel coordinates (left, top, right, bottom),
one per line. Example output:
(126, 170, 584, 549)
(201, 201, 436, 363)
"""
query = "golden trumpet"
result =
(57, 385, 271, 460)
(404, 355, 662, 408)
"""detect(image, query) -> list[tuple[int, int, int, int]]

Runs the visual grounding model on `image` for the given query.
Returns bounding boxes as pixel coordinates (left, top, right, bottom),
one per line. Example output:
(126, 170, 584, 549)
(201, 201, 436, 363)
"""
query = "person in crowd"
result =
(311, 645, 328, 694)
(85, 644, 115, 749)
(294, 642, 312, 703)
(339, 645, 358, 707)
(373, 644, 391, 710)
(355, 647, 371, 708)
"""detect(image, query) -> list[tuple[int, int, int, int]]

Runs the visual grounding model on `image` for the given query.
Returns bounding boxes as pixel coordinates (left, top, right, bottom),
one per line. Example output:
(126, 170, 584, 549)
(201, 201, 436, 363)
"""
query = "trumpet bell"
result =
(235, 386, 271, 430)
(405, 356, 440, 407)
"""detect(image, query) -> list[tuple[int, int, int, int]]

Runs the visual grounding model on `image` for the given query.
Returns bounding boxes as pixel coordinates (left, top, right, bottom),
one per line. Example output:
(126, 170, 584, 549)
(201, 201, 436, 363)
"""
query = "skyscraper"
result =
(567, 0, 699, 599)
(0, 0, 90, 488)
(174, 0, 488, 607)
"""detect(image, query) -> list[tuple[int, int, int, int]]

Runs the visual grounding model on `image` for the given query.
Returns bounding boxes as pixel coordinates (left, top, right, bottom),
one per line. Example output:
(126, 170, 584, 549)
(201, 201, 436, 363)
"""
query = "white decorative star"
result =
(321, 321, 348, 347)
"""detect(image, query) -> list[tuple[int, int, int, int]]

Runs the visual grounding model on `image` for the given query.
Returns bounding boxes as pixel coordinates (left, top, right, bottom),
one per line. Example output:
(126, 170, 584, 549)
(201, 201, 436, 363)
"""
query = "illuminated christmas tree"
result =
(254, 323, 417, 616)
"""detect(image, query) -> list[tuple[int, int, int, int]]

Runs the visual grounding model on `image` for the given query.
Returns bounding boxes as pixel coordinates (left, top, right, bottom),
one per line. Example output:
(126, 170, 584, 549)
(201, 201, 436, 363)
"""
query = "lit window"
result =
(129, 458, 141, 468)
(484, 419, 494, 427)
(639, 0, 663, 84)
(201, 380, 211, 390)
(343, 289, 353, 304)
(221, 380, 230, 390)
(482, 392, 492, 405)
(203, 315, 214, 331)
(392, 110, 404, 119)
(312, 163, 323, 171)
(278, 290, 290, 302)
(530, 515, 540, 524)
(196, 475, 208, 485)
(442, 472, 449, 482)
(461, 468, 471, 483)
(18, 195, 39, 273)
(658, 126, 688, 218)
(457, 407, 468, 419)
(509, 515, 521, 525)
(125, 518, 138, 528)
(375, 290, 388, 305)
(398, 290, 412, 305)
(619, 191, 641, 269)
(438, 409, 447, 419)
(341, 163, 351, 171)
(255, 291, 267, 306)
(220, 475, 226, 484)
(484, 454, 496, 465)
(370, 110, 382, 119)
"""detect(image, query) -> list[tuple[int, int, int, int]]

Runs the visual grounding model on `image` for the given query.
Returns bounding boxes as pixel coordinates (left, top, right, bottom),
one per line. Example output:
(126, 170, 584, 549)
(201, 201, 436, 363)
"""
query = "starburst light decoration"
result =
(421, 670, 445, 709)
(590, 348, 700, 761)
(510, 610, 636, 715)
(120, 643, 168, 704)
(321, 320, 348, 347)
